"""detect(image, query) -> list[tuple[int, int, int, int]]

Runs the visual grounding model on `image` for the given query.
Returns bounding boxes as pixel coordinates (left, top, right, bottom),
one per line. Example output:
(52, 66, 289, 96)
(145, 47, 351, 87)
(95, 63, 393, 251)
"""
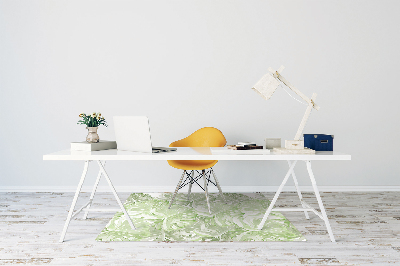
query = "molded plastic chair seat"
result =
(168, 160, 217, 171)
(168, 127, 226, 170)
(167, 127, 226, 214)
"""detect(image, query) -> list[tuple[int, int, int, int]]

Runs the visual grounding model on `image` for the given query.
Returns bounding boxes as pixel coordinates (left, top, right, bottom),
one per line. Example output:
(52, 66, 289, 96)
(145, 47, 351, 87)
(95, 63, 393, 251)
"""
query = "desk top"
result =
(43, 147, 351, 161)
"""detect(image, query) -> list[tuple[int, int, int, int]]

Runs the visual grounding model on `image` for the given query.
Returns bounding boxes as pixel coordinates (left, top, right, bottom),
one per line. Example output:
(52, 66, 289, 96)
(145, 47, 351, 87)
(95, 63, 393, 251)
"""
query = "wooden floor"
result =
(0, 191, 399, 265)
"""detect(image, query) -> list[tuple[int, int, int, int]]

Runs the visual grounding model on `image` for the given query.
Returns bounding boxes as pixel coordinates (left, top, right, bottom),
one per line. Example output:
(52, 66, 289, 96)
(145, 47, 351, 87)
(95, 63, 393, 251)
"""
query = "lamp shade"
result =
(251, 73, 281, 100)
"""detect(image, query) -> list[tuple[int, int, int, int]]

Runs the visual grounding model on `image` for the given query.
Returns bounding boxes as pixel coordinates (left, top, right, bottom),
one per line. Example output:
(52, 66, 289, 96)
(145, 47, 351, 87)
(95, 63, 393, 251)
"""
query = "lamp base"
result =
(273, 147, 315, 154)
(285, 140, 304, 149)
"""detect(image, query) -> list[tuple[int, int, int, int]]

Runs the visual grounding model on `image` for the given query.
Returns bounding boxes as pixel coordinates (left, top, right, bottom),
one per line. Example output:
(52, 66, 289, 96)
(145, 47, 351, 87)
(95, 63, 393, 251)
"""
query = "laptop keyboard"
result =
(152, 147, 177, 153)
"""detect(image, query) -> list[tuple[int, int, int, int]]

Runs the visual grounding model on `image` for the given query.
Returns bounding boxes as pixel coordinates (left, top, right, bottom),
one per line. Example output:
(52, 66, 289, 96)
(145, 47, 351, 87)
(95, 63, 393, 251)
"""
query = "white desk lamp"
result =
(252, 66, 319, 154)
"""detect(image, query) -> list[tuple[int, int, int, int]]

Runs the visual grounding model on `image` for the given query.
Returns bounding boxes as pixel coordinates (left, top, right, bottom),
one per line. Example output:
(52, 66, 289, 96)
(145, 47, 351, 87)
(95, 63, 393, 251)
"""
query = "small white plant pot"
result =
(86, 127, 99, 143)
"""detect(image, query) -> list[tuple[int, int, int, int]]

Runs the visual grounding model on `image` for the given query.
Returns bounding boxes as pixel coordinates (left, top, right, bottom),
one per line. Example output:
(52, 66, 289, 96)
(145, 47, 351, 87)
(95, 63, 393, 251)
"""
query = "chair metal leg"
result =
(187, 171, 193, 200)
(59, 160, 89, 242)
(169, 170, 186, 209)
(287, 160, 309, 220)
(203, 169, 211, 214)
(211, 168, 224, 200)
(306, 160, 335, 242)
(83, 161, 105, 219)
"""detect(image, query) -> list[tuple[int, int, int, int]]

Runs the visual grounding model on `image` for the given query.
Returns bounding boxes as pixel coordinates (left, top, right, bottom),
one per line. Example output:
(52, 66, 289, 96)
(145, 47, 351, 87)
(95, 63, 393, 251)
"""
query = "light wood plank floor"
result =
(0, 192, 399, 265)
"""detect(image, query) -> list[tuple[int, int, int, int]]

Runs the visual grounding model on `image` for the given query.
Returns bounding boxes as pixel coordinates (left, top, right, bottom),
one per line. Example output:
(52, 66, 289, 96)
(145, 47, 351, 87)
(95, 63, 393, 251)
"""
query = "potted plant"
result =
(77, 112, 107, 143)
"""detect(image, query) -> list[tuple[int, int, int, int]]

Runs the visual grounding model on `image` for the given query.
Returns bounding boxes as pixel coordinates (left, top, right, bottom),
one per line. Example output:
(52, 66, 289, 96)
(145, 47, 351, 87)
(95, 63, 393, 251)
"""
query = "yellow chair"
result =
(168, 127, 226, 214)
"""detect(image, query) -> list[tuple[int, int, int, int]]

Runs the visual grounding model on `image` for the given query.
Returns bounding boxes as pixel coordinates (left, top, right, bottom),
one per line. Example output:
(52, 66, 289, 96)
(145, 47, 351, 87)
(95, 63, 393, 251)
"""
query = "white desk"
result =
(43, 147, 351, 242)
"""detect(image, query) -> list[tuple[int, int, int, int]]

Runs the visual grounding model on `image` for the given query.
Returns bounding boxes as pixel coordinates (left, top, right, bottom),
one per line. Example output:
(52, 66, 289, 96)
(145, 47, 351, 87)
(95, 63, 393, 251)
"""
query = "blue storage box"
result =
(304, 134, 334, 151)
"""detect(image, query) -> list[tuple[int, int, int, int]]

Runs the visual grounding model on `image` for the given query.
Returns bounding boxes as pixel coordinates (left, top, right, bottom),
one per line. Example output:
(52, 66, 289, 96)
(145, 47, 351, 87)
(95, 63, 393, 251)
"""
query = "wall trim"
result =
(1, 186, 400, 193)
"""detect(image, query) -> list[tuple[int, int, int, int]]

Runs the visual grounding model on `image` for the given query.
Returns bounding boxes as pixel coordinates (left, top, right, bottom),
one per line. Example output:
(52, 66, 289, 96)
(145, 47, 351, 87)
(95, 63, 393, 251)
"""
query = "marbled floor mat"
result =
(96, 193, 305, 241)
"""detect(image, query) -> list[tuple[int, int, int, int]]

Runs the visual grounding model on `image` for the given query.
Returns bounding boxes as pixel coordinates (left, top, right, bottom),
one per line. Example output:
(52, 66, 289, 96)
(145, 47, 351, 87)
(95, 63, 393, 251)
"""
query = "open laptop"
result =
(113, 116, 176, 153)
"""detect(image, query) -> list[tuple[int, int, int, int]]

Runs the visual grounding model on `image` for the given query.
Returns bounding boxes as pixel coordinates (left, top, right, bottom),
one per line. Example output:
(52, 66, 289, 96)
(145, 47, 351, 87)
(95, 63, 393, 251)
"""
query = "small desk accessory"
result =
(304, 134, 334, 151)
(252, 66, 319, 154)
(265, 138, 281, 149)
(71, 140, 117, 151)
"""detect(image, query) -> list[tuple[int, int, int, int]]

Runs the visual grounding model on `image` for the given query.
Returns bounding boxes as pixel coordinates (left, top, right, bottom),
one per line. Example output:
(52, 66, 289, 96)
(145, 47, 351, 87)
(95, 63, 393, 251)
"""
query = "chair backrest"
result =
(170, 127, 226, 148)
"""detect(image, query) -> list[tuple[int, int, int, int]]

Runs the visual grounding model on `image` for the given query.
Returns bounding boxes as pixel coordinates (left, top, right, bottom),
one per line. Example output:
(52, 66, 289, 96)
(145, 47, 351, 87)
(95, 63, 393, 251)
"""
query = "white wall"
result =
(1, 0, 399, 190)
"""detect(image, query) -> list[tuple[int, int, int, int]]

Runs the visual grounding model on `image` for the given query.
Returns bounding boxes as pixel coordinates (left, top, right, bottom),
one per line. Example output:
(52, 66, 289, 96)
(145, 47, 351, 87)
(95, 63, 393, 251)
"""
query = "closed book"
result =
(236, 146, 263, 150)
(237, 142, 256, 147)
(70, 140, 117, 151)
(228, 145, 263, 150)
(211, 147, 270, 154)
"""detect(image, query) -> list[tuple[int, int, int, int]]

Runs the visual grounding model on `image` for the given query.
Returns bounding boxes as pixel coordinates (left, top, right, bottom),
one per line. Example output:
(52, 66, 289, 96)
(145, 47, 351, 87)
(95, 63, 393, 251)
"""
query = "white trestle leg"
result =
(306, 160, 336, 242)
(97, 161, 136, 231)
(59, 160, 139, 242)
(288, 160, 309, 220)
(59, 160, 89, 242)
(257, 159, 336, 242)
(257, 160, 297, 230)
(83, 161, 106, 219)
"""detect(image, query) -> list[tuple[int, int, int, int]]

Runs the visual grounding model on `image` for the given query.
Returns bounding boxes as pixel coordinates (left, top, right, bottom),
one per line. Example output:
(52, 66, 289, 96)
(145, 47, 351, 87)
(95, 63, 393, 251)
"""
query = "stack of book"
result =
(211, 143, 270, 154)
(227, 142, 263, 150)
(71, 140, 117, 151)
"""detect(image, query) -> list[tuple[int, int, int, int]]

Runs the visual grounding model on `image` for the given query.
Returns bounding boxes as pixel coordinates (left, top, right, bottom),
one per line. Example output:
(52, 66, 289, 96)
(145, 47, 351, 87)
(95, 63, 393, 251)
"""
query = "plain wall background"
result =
(1, 0, 399, 189)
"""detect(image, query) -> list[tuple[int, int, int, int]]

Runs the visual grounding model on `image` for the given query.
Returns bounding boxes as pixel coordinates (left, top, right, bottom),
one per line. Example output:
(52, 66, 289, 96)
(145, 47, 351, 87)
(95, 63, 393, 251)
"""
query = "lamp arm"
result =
(294, 93, 317, 140)
(271, 70, 320, 111)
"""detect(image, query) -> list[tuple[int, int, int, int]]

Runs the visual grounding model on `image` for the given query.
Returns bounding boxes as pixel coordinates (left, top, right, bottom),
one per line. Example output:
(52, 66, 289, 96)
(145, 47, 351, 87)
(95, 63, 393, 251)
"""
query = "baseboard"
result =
(1, 186, 400, 193)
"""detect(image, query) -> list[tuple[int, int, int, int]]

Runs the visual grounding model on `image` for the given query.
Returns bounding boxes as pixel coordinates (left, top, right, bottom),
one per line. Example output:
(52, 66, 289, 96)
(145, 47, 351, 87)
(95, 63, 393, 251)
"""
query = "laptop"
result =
(113, 116, 176, 153)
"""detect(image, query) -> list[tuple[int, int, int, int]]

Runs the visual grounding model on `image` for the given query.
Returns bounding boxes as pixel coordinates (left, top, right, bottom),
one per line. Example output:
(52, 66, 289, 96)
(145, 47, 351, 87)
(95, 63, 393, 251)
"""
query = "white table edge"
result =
(43, 149, 351, 161)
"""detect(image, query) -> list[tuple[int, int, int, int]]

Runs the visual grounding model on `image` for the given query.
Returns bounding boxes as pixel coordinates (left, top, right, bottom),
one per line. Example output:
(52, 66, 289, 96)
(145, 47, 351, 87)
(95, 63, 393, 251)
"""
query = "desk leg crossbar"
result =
(257, 160, 336, 242)
(59, 160, 136, 243)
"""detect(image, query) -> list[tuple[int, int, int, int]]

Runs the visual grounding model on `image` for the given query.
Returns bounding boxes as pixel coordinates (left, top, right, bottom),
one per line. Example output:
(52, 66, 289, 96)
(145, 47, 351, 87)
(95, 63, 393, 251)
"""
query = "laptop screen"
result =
(113, 116, 153, 153)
